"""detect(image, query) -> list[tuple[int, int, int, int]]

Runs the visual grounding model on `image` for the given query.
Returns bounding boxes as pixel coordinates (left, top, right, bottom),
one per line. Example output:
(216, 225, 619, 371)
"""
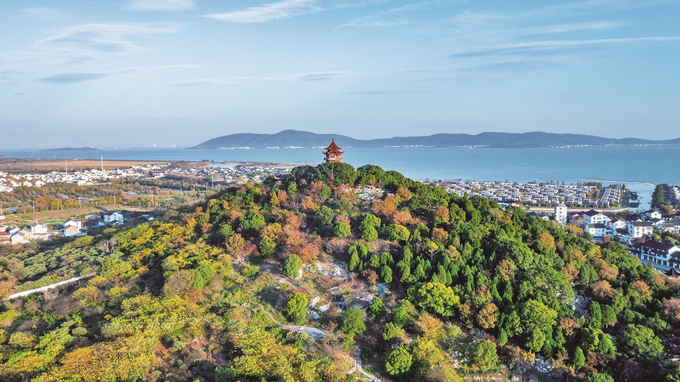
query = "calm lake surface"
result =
(3, 145, 679, 209)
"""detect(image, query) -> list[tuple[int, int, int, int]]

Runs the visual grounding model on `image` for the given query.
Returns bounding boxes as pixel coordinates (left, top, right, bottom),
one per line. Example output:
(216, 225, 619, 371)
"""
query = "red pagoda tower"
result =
(323, 139, 344, 163)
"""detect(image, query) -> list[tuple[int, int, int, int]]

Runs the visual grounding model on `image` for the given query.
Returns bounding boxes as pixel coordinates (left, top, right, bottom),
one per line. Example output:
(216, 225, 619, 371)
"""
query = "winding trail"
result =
(259, 308, 328, 342)
(7, 273, 97, 300)
(354, 349, 380, 381)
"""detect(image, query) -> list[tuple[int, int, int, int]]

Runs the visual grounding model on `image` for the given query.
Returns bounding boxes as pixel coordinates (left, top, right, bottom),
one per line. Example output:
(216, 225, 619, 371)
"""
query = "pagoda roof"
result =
(323, 139, 344, 155)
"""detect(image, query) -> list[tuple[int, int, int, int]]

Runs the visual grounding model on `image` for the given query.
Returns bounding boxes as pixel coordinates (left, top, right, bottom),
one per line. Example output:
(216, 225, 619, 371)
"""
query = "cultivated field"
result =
(0, 158, 165, 171)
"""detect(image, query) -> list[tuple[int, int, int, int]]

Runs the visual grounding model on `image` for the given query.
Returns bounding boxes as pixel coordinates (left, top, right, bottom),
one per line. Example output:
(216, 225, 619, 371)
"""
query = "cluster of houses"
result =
(579, 208, 680, 242)
(445, 181, 622, 207)
(552, 205, 680, 272)
(0, 211, 130, 246)
(0, 164, 169, 193)
(155, 164, 292, 185)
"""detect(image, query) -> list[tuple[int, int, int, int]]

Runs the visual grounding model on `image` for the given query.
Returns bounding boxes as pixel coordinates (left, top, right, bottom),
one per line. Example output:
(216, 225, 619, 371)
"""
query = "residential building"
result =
(104, 212, 124, 225)
(583, 209, 610, 225)
(64, 220, 85, 237)
(586, 223, 608, 237)
(628, 221, 654, 238)
(629, 241, 680, 270)
(643, 210, 663, 220)
(0, 232, 10, 245)
(554, 204, 567, 225)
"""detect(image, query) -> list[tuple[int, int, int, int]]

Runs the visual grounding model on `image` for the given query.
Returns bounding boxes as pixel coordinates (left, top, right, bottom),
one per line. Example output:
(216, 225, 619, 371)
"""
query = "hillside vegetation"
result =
(1, 162, 679, 382)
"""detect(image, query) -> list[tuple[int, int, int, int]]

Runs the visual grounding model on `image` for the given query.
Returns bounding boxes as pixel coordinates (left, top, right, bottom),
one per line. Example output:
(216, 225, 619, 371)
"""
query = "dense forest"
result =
(1, 162, 679, 382)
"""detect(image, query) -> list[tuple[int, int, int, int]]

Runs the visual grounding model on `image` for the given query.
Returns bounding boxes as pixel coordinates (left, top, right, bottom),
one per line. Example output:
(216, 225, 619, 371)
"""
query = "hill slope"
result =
(189, 130, 680, 149)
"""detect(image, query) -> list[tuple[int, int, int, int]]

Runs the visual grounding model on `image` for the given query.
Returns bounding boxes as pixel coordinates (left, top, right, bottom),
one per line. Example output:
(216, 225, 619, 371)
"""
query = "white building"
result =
(104, 212, 124, 225)
(63, 219, 84, 237)
(554, 204, 567, 225)
(629, 241, 680, 270)
(30, 223, 48, 235)
(628, 221, 654, 238)
(583, 209, 609, 226)
(643, 210, 663, 221)
(586, 223, 608, 237)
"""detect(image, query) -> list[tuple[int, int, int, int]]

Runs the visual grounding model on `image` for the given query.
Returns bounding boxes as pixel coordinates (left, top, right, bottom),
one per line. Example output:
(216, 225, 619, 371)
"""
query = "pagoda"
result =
(323, 139, 344, 163)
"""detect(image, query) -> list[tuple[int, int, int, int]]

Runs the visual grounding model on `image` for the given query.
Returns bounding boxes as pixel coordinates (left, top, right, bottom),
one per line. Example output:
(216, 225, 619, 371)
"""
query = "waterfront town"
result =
(2, 156, 680, 275)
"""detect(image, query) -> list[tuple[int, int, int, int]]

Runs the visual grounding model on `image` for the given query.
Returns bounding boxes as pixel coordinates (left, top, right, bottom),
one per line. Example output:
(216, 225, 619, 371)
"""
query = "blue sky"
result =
(1, 0, 679, 148)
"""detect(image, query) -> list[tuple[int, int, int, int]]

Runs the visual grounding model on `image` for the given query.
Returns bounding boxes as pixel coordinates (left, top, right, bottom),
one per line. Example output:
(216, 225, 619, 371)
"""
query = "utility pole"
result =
(32, 201, 35, 213)
(65, 159, 68, 174)
(101, 156, 104, 172)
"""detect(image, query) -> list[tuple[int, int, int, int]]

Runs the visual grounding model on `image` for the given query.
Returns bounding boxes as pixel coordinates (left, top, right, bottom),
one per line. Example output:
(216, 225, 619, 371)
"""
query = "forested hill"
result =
(188, 129, 680, 149)
(2, 162, 680, 382)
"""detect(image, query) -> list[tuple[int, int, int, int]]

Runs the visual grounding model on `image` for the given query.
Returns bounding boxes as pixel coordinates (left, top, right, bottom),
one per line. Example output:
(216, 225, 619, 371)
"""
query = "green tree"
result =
(498, 329, 508, 346)
(585, 373, 614, 382)
(521, 300, 557, 351)
(573, 347, 585, 369)
(602, 305, 617, 328)
(385, 345, 412, 375)
(283, 254, 303, 279)
(334, 222, 351, 237)
(191, 262, 215, 290)
(589, 301, 602, 329)
(382, 322, 406, 341)
(341, 307, 367, 338)
(101, 258, 133, 279)
(238, 212, 265, 235)
(381, 265, 393, 283)
(387, 224, 410, 242)
(368, 298, 386, 319)
(362, 226, 378, 241)
(315, 206, 334, 226)
(619, 324, 664, 362)
(287, 292, 308, 325)
(471, 340, 498, 370)
(410, 282, 460, 316)
(349, 250, 361, 272)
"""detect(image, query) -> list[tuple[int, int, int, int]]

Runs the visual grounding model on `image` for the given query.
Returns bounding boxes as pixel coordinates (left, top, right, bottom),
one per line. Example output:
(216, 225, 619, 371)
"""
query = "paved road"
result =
(355, 349, 380, 381)
(284, 325, 328, 342)
(7, 273, 96, 300)
(259, 308, 328, 342)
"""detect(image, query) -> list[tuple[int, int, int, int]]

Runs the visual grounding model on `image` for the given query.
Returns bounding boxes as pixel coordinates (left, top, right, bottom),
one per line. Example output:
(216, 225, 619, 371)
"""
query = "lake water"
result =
(3, 145, 679, 210)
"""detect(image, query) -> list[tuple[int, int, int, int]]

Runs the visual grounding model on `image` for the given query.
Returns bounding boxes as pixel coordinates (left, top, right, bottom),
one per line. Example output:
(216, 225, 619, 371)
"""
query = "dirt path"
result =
(7, 272, 96, 300)
(259, 308, 328, 342)
(355, 349, 380, 381)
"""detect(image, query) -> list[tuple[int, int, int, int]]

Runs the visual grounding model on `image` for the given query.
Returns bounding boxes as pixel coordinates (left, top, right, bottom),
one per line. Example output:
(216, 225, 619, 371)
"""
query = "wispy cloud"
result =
(36, 23, 182, 56)
(205, 0, 322, 23)
(171, 77, 249, 86)
(173, 71, 351, 86)
(21, 7, 66, 20)
(340, 18, 408, 28)
(337, 1, 432, 29)
(450, 36, 680, 57)
(293, 71, 350, 81)
(40, 72, 112, 83)
(40, 65, 200, 84)
(126, 0, 195, 11)
(514, 21, 625, 36)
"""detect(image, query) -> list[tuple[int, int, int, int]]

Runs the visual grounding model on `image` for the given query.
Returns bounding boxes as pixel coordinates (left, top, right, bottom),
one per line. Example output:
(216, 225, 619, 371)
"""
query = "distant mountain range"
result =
(188, 130, 680, 149)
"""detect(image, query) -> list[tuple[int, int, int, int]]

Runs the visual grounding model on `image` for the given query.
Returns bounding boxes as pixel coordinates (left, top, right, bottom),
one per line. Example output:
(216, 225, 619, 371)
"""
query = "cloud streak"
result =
(205, 0, 322, 23)
(39, 65, 200, 84)
(126, 0, 195, 11)
(450, 36, 680, 57)
(171, 77, 250, 86)
(36, 23, 182, 55)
